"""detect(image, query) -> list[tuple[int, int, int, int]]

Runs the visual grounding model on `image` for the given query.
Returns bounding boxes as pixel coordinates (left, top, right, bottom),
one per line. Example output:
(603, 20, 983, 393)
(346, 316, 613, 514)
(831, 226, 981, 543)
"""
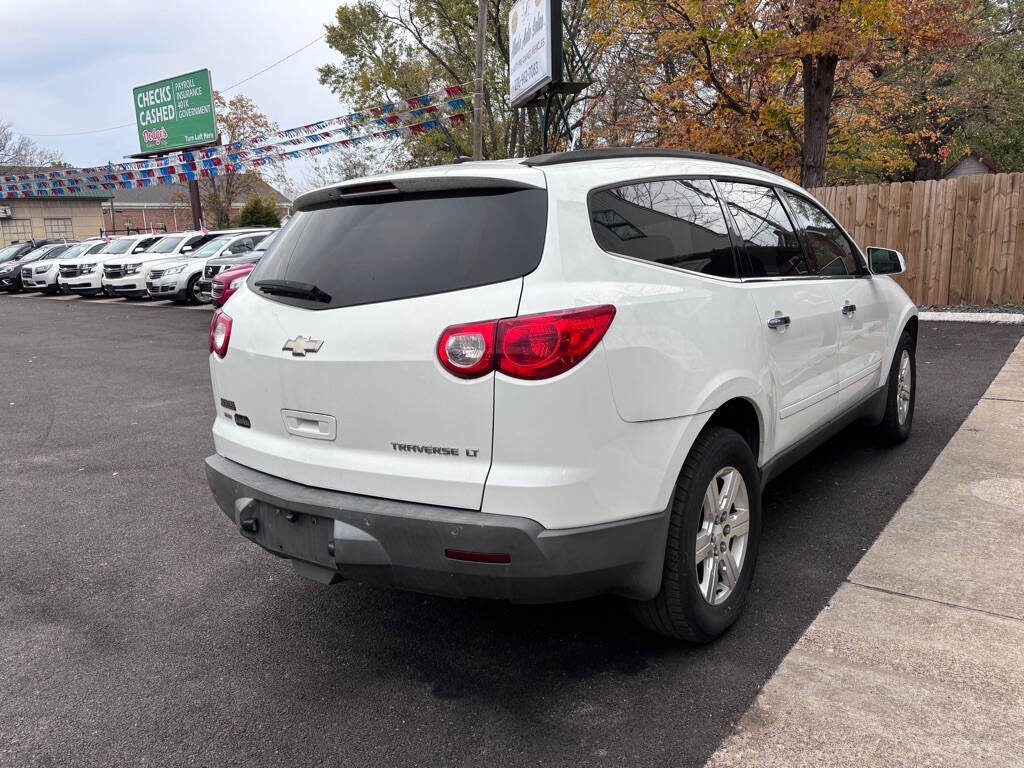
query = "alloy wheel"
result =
(897, 350, 912, 425)
(695, 466, 750, 606)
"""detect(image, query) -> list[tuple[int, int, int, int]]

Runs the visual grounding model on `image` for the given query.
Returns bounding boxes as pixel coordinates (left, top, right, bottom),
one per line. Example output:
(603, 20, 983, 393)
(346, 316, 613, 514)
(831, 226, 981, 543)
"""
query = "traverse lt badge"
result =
(282, 336, 324, 357)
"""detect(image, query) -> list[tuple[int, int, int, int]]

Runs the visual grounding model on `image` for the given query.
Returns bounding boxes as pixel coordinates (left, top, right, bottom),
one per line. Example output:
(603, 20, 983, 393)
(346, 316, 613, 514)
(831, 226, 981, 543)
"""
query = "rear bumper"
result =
(205, 454, 668, 603)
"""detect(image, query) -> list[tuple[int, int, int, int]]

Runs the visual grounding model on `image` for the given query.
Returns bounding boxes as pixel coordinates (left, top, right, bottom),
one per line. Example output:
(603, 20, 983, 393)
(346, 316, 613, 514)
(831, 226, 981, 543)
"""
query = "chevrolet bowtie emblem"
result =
(282, 336, 324, 357)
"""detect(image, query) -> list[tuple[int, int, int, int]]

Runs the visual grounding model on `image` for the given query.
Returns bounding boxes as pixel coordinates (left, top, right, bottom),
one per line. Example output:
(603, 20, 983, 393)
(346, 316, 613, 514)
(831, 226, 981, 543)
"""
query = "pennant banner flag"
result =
(1, 111, 470, 198)
(2, 85, 469, 187)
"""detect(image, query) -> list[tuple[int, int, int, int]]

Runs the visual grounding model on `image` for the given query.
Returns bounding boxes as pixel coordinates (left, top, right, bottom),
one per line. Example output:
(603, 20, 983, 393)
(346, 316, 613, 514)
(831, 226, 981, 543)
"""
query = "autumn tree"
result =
(317, 0, 597, 167)
(862, 0, 1024, 179)
(590, 0, 974, 186)
(201, 92, 290, 228)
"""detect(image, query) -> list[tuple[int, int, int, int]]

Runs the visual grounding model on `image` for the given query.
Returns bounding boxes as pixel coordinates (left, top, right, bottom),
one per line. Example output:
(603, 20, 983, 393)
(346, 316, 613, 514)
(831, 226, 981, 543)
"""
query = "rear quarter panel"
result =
(484, 164, 775, 528)
(522, 165, 772, 428)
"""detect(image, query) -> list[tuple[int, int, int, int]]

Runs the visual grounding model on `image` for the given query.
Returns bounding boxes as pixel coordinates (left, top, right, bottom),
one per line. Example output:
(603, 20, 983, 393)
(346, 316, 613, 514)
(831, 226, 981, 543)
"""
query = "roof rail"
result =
(521, 147, 773, 174)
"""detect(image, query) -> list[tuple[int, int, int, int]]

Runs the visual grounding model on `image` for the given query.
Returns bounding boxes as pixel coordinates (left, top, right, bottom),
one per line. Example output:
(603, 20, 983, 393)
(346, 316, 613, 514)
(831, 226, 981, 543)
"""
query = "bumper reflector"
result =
(444, 549, 511, 564)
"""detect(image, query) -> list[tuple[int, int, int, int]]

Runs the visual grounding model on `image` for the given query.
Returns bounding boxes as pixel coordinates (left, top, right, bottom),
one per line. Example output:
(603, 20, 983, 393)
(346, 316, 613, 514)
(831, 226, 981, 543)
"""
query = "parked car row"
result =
(0, 239, 93, 292)
(145, 230, 274, 303)
(0, 227, 277, 307)
(198, 231, 276, 302)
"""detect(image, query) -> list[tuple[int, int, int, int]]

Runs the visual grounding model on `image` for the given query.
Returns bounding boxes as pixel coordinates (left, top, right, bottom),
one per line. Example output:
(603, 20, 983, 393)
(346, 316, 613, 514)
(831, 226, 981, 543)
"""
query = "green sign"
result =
(133, 69, 217, 154)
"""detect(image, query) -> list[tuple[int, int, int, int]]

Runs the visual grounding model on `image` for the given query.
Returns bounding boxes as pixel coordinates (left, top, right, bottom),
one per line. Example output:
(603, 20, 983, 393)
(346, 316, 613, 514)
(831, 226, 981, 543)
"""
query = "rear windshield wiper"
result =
(255, 279, 332, 303)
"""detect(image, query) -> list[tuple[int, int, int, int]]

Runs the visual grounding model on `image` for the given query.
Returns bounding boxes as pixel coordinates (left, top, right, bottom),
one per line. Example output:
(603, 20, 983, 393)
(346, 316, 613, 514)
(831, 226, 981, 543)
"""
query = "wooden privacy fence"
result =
(809, 173, 1024, 306)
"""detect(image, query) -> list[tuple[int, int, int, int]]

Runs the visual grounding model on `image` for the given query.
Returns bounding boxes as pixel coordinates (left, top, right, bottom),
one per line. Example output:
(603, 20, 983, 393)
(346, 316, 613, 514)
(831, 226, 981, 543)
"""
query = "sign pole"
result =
(473, 0, 487, 160)
(188, 179, 203, 230)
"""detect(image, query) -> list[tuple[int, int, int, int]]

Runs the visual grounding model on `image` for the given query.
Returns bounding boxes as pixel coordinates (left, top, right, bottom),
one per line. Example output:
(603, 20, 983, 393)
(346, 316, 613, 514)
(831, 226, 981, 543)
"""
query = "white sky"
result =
(1, 0, 346, 188)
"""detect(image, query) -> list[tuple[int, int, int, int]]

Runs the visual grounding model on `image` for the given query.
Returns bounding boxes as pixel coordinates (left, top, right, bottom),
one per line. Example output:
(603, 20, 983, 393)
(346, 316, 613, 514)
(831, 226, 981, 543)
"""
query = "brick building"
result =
(102, 180, 292, 233)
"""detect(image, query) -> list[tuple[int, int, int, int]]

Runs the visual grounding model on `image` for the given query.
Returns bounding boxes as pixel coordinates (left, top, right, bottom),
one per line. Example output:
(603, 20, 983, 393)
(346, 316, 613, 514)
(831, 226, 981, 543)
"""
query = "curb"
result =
(918, 311, 1024, 325)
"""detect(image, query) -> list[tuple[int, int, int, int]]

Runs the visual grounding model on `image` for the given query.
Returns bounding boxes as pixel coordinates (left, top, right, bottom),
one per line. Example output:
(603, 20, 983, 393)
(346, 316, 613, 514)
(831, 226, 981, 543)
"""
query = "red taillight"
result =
(497, 305, 616, 380)
(209, 309, 232, 358)
(437, 320, 497, 378)
(436, 305, 615, 381)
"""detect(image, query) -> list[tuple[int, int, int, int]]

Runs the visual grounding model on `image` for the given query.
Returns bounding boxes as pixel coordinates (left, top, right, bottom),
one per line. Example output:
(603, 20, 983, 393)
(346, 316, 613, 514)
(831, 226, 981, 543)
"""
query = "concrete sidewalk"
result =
(707, 338, 1024, 768)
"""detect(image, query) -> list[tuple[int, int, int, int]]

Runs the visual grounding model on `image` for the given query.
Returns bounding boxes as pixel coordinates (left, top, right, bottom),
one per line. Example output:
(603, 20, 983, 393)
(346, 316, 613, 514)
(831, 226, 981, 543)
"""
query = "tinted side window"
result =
(590, 179, 737, 277)
(783, 192, 861, 276)
(718, 182, 807, 277)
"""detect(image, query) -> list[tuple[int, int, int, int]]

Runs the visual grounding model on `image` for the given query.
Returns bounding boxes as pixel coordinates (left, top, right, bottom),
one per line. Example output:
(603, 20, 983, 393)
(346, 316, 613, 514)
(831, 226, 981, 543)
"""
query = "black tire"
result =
(185, 273, 204, 305)
(875, 330, 916, 445)
(629, 426, 762, 642)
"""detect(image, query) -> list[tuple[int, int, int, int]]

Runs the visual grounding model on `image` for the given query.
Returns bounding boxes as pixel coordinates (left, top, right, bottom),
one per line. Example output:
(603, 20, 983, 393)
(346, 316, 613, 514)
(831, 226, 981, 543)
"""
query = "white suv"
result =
(204, 149, 917, 642)
(58, 234, 162, 297)
(23, 239, 106, 292)
(147, 230, 273, 303)
(101, 231, 219, 299)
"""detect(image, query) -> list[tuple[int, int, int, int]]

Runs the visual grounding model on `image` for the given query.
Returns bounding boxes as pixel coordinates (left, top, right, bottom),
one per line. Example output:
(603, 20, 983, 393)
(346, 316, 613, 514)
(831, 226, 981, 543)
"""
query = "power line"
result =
(23, 122, 135, 138)
(220, 34, 325, 93)
(20, 33, 327, 138)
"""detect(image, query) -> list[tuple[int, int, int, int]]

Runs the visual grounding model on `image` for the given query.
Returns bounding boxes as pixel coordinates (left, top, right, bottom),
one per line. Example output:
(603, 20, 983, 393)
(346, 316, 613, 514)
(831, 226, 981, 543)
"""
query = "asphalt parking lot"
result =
(2, 294, 1022, 768)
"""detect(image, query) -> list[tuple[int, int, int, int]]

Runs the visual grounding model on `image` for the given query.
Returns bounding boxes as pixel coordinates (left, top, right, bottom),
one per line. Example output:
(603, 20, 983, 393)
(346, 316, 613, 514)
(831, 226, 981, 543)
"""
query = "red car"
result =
(211, 263, 255, 307)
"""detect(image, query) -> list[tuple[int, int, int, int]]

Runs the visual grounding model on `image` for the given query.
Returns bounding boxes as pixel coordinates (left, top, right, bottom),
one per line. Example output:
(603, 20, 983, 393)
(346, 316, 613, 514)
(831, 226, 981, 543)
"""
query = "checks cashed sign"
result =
(508, 0, 562, 107)
(133, 69, 217, 154)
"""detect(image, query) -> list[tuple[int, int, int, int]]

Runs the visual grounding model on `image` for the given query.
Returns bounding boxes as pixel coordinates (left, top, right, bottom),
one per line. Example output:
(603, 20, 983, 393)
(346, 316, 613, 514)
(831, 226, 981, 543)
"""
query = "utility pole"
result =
(472, 0, 487, 160)
(188, 179, 203, 230)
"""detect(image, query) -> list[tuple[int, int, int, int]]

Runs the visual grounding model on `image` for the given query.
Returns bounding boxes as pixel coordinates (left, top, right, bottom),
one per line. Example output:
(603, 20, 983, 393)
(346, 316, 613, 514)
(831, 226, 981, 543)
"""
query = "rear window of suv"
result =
(251, 187, 547, 310)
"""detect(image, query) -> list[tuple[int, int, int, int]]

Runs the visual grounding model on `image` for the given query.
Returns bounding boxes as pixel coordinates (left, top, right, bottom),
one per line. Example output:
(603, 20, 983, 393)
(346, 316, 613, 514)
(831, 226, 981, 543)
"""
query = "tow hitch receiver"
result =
(240, 504, 336, 569)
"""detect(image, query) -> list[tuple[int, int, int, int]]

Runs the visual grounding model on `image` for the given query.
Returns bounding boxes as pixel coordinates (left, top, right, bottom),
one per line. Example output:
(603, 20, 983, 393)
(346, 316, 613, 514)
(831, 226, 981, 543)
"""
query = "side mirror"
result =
(867, 247, 906, 276)
(181, 246, 193, 253)
(133, 246, 146, 253)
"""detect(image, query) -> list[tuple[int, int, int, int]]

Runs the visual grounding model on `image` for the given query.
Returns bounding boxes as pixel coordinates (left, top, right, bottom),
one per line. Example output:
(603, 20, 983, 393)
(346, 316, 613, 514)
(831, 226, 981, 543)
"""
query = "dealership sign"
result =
(508, 0, 563, 107)
(133, 69, 217, 154)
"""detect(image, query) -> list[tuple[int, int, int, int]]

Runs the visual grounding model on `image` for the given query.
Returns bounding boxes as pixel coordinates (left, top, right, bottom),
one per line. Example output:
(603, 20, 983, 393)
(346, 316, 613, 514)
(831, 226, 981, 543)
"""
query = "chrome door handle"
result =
(841, 303, 857, 315)
(767, 315, 791, 330)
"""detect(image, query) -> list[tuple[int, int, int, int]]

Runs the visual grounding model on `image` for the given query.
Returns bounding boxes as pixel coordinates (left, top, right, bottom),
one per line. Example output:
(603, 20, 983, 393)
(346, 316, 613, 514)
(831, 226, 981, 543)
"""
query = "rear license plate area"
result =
(245, 505, 334, 568)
